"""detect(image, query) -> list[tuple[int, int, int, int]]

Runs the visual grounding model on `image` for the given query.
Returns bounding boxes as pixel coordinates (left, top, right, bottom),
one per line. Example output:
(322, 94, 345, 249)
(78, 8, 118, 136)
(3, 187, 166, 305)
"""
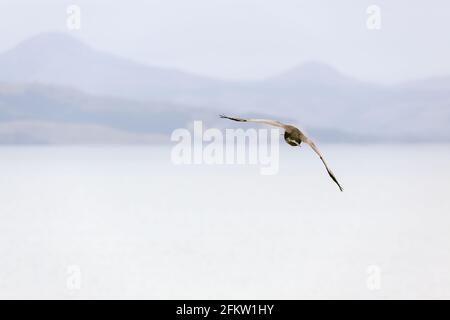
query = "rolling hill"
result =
(0, 32, 449, 143)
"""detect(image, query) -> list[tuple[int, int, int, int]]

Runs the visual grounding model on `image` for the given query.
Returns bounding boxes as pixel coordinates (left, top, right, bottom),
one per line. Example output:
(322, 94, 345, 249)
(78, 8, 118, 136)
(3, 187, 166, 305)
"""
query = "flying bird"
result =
(219, 114, 344, 191)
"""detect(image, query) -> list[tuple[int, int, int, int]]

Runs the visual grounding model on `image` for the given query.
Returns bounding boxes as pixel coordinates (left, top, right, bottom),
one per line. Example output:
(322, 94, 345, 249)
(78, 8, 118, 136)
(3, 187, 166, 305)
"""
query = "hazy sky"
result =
(0, 0, 449, 83)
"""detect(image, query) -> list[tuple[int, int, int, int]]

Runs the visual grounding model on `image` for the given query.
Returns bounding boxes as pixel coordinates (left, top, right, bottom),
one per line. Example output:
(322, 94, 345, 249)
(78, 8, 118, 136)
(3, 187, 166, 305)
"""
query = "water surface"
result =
(0, 145, 449, 299)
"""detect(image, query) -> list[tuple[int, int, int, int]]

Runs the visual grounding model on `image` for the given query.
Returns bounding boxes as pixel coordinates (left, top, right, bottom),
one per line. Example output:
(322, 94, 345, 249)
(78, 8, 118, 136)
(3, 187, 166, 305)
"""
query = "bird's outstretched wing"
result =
(303, 138, 344, 192)
(220, 114, 286, 129)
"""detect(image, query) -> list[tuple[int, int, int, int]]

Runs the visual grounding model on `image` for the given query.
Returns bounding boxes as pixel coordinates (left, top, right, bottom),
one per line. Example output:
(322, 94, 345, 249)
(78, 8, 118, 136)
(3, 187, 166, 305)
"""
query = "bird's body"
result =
(219, 114, 344, 191)
(283, 125, 304, 146)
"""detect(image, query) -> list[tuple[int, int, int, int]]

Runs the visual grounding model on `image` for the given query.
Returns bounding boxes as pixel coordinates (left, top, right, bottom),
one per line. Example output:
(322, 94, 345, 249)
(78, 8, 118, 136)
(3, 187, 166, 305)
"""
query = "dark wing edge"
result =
(304, 138, 344, 192)
(219, 114, 286, 128)
(219, 114, 248, 122)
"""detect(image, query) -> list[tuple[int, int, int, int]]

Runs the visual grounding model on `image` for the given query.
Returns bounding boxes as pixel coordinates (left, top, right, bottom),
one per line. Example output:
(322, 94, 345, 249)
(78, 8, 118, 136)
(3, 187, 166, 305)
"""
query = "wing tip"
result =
(219, 114, 246, 122)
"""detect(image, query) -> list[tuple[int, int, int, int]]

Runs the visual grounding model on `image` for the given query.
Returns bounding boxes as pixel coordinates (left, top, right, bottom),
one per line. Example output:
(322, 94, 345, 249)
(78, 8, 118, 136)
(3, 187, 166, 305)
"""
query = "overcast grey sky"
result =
(0, 0, 449, 83)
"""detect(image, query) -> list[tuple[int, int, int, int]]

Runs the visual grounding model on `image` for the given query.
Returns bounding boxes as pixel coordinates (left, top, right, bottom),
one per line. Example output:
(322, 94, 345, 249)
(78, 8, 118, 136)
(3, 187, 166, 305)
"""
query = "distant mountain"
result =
(264, 61, 358, 86)
(0, 33, 229, 102)
(0, 32, 450, 143)
(0, 83, 368, 144)
(0, 83, 208, 144)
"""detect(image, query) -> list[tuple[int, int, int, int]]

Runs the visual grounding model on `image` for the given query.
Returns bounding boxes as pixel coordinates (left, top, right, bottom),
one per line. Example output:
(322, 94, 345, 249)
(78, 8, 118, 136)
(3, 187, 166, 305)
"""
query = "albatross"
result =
(219, 114, 344, 192)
